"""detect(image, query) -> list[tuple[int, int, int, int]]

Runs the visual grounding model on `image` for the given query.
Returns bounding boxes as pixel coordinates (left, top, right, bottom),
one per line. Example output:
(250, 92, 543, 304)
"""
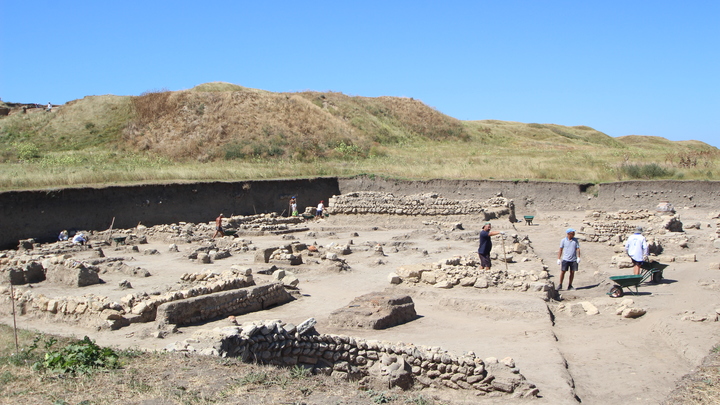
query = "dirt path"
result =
(3, 209, 719, 404)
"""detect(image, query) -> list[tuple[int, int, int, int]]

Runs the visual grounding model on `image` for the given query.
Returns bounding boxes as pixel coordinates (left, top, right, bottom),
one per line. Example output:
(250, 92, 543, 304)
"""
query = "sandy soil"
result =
(3, 208, 719, 405)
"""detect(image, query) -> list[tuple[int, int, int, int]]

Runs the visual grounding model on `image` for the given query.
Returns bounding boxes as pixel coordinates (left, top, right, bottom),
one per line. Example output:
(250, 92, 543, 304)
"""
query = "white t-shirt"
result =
(625, 233, 648, 261)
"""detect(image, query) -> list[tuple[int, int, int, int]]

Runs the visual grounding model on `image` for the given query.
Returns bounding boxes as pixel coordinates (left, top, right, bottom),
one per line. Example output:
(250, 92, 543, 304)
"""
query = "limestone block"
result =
(662, 216, 683, 232)
(434, 280, 453, 289)
(473, 278, 489, 289)
(459, 276, 476, 286)
(328, 293, 416, 330)
(281, 275, 299, 288)
(46, 263, 100, 287)
(622, 308, 646, 318)
(197, 253, 211, 264)
(709, 263, 720, 270)
(580, 301, 599, 315)
(395, 264, 432, 279)
(566, 303, 586, 317)
(713, 239, 720, 249)
(231, 265, 253, 276)
(676, 254, 696, 263)
(254, 247, 276, 263)
(421, 271, 439, 285)
(527, 282, 550, 292)
(613, 255, 634, 269)
(388, 273, 401, 284)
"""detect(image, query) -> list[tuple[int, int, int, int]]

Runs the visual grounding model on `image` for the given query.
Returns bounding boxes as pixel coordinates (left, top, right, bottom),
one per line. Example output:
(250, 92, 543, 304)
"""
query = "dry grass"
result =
(663, 345, 720, 404)
(1, 82, 719, 190)
(0, 325, 447, 405)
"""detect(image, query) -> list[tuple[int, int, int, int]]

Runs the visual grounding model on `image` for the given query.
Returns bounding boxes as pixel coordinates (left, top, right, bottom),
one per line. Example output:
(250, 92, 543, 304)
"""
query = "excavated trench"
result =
(2, 177, 719, 250)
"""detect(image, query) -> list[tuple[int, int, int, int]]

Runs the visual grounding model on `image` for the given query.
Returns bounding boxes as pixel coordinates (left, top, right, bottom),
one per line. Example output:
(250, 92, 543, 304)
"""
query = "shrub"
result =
(16, 142, 40, 161)
(37, 336, 119, 374)
(620, 163, 674, 179)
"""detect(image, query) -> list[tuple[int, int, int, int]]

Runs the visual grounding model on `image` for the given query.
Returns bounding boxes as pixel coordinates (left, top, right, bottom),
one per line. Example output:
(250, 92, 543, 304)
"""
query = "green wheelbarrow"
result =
(607, 264, 665, 297)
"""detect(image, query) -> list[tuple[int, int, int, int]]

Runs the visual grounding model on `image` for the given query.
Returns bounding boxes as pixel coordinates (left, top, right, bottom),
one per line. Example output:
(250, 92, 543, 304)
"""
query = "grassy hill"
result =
(0, 82, 718, 190)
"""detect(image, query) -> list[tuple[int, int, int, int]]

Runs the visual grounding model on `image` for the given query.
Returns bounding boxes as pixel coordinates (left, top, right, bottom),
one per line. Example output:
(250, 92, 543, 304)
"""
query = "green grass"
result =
(0, 83, 718, 191)
(0, 325, 456, 404)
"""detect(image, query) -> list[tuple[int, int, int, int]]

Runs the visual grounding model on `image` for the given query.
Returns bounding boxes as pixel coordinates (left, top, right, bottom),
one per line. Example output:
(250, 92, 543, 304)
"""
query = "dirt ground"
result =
(3, 208, 719, 405)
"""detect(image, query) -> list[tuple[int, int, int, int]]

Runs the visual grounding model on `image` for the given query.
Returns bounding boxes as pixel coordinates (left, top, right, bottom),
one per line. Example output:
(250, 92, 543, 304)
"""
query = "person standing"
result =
(316, 200, 324, 220)
(557, 228, 580, 290)
(477, 222, 504, 270)
(213, 214, 225, 238)
(290, 197, 298, 217)
(625, 226, 649, 275)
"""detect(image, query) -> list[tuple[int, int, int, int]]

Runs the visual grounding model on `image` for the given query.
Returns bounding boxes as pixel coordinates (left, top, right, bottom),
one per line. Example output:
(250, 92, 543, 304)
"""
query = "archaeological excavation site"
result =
(1, 177, 719, 404)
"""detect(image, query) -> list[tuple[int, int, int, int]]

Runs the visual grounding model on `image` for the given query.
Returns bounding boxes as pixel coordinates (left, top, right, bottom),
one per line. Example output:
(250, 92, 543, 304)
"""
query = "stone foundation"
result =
(155, 283, 293, 327)
(166, 319, 539, 397)
(329, 192, 516, 221)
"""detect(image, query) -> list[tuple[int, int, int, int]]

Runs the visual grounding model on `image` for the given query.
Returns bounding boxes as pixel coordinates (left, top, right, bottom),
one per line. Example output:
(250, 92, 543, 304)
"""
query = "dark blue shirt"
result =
(478, 230, 492, 255)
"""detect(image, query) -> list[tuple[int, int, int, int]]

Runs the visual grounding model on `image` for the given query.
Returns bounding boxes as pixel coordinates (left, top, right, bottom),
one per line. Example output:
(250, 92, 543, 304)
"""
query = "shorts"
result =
(216, 226, 223, 231)
(561, 260, 578, 272)
(631, 259, 644, 267)
(316, 210, 323, 217)
(478, 253, 491, 269)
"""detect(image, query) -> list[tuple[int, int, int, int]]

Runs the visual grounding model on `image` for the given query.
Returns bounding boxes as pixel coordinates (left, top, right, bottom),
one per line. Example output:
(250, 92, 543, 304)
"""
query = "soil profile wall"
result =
(338, 177, 720, 214)
(2, 177, 719, 249)
(0, 178, 340, 249)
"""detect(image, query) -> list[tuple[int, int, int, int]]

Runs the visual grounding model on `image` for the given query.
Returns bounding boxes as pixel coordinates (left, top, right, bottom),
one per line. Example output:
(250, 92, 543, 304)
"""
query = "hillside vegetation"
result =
(0, 82, 718, 190)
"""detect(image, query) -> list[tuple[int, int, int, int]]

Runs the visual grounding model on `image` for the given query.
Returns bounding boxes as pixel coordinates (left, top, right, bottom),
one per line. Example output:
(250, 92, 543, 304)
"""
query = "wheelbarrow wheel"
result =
(608, 285, 624, 298)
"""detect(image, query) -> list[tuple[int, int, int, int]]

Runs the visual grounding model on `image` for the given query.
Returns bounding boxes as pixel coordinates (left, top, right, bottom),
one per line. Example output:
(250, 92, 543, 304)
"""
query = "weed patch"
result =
(37, 336, 119, 374)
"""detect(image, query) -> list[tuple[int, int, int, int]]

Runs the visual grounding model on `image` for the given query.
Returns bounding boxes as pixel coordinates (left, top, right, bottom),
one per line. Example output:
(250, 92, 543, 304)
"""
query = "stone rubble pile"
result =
(389, 233, 553, 296)
(392, 255, 553, 296)
(328, 192, 516, 220)
(165, 319, 539, 397)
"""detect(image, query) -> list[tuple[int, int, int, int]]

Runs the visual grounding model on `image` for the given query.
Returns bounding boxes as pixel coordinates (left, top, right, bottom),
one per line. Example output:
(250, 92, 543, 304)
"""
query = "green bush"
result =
(37, 336, 119, 374)
(16, 142, 41, 161)
(620, 163, 674, 179)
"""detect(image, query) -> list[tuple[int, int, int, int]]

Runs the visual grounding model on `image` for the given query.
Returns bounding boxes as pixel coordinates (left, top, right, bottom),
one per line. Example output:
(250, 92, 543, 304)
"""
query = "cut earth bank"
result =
(0, 178, 719, 404)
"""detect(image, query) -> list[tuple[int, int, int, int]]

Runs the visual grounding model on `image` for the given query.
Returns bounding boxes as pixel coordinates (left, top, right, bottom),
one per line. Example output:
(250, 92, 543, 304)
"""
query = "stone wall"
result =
(328, 191, 515, 220)
(579, 210, 684, 243)
(155, 283, 293, 327)
(0, 268, 263, 330)
(166, 319, 539, 397)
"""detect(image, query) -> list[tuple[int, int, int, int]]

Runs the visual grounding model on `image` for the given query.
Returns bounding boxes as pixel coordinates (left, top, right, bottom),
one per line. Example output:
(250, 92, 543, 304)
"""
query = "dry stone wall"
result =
(166, 319, 539, 397)
(0, 266, 265, 330)
(580, 210, 684, 243)
(328, 192, 515, 221)
(155, 283, 292, 327)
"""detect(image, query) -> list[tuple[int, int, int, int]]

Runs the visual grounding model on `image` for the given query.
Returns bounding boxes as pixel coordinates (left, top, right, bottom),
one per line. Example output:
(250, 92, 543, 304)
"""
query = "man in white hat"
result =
(557, 228, 580, 290)
(625, 226, 649, 275)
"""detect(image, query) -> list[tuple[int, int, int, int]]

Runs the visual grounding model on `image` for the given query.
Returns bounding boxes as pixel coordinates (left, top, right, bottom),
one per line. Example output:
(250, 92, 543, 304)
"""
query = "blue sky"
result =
(1, 1, 718, 148)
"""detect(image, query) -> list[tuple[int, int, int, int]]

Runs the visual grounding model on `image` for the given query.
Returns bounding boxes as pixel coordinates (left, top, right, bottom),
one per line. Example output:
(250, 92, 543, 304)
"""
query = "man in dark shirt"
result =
(478, 222, 504, 270)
